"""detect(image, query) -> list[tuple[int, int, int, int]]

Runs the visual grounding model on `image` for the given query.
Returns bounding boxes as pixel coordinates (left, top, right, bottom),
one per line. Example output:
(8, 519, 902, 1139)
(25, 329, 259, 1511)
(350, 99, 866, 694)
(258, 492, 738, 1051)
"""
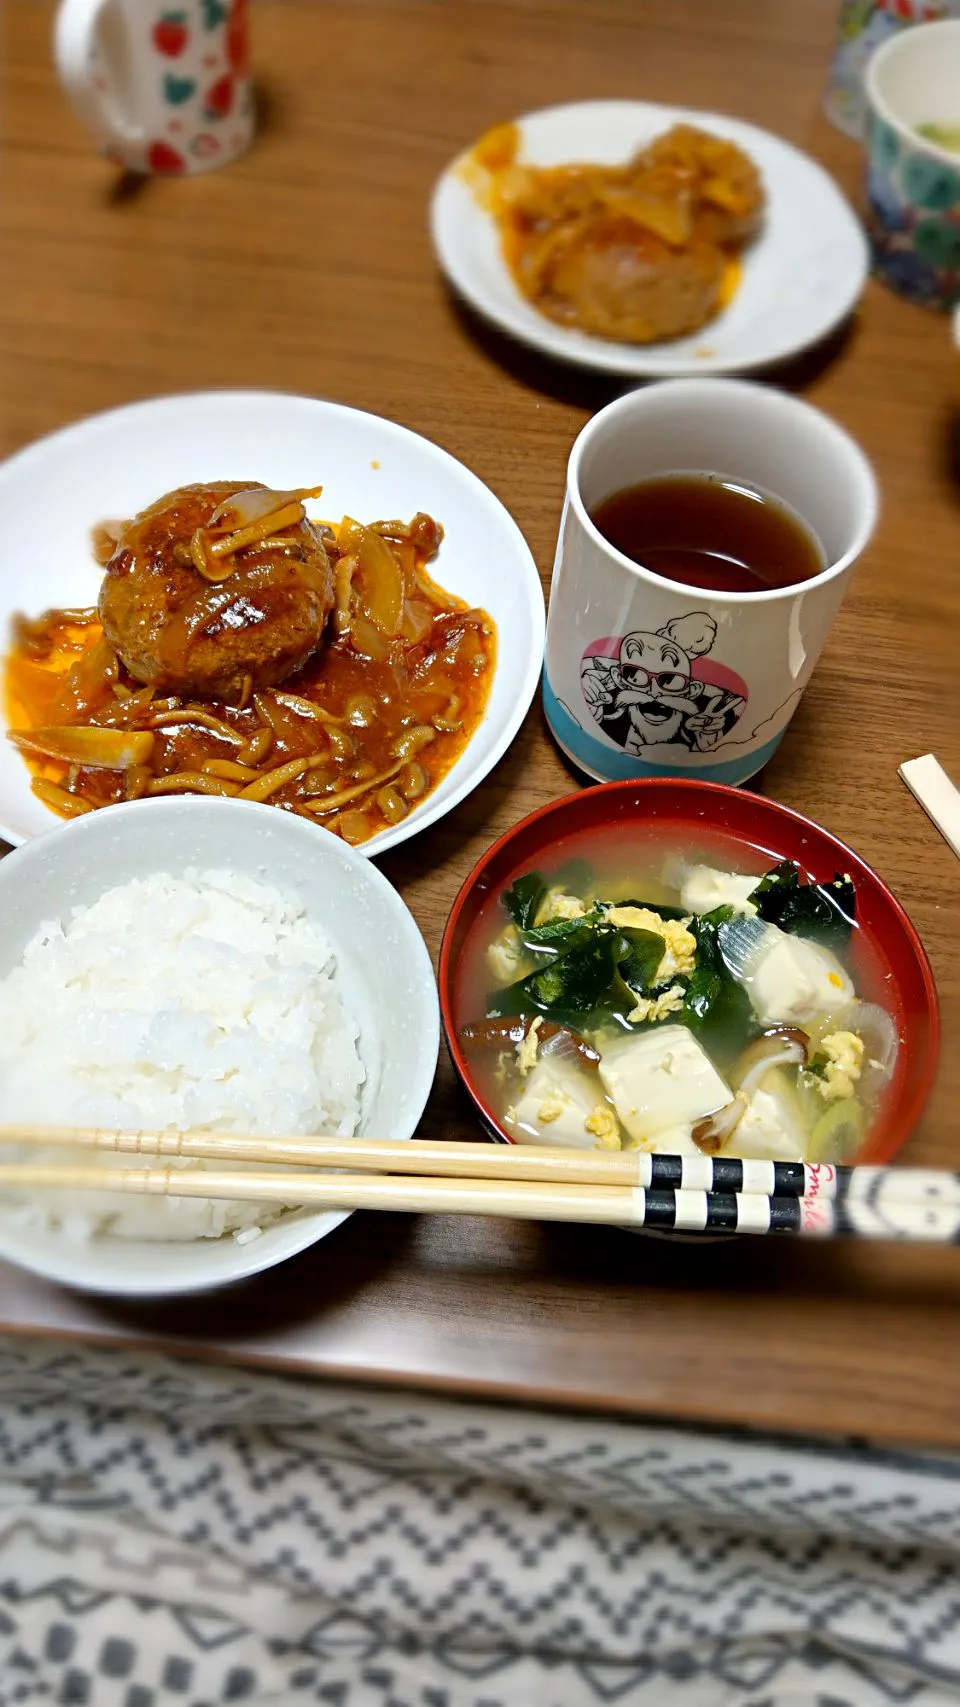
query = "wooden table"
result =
(1, 0, 958, 1447)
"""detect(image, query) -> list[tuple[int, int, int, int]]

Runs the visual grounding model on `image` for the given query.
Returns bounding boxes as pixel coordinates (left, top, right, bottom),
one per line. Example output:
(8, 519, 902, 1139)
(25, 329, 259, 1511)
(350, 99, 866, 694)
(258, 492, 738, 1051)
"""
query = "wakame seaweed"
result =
(502, 871, 548, 932)
(682, 909, 758, 1059)
(487, 930, 623, 1022)
(521, 912, 600, 952)
(748, 860, 855, 950)
(614, 928, 667, 998)
(486, 924, 675, 1028)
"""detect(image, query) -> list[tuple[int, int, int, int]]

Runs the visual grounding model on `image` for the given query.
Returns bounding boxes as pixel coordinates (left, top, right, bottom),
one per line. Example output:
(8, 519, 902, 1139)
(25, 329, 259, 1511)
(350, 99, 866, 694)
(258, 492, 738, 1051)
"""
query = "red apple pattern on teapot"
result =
(145, 0, 251, 175)
(227, 0, 250, 74)
(152, 10, 190, 57)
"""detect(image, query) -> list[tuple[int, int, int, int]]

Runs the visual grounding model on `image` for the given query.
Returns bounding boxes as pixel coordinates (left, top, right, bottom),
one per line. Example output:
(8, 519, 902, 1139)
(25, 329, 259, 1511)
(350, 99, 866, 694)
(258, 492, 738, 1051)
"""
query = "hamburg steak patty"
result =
(542, 217, 725, 344)
(98, 482, 335, 701)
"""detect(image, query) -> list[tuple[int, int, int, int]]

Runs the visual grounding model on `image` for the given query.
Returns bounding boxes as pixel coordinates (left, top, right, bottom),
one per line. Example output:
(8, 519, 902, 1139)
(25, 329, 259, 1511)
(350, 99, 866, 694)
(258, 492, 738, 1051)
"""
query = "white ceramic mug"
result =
(543, 379, 878, 787)
(54, 0, 254, 176)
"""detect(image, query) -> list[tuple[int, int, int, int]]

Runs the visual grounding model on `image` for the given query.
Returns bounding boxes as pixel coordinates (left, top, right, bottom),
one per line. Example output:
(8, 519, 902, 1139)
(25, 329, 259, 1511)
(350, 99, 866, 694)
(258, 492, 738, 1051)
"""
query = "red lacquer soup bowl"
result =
(439, 779, 940, 1163)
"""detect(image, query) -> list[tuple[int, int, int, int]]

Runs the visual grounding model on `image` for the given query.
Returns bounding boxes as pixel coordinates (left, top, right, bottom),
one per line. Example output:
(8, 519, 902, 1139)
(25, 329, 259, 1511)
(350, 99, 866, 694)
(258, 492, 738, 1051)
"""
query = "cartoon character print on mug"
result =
(579, 613, 749, 758)
(55, 0, 254, 177)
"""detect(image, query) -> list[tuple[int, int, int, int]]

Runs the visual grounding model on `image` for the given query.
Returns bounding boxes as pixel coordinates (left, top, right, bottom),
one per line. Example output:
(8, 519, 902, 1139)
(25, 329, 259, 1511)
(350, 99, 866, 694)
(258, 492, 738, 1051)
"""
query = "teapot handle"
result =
(53, 0, 146, 159)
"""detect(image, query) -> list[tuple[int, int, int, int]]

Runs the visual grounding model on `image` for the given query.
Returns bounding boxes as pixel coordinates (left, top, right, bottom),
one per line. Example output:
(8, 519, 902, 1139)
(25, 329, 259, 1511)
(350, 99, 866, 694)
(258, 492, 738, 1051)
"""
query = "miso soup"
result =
(455, 824, 898, 1165)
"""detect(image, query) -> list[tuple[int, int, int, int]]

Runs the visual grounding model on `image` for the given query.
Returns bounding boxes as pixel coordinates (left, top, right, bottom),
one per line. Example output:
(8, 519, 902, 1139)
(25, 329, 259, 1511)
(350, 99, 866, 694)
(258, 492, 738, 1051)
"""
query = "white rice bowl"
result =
(0, 869, 365, 1242)
(0, 796, 439, 1296)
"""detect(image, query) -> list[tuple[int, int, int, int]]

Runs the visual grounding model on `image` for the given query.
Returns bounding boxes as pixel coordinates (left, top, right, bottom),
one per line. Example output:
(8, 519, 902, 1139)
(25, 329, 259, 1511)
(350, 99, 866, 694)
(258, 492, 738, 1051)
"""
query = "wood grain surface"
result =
(0, 0, 958, 1445)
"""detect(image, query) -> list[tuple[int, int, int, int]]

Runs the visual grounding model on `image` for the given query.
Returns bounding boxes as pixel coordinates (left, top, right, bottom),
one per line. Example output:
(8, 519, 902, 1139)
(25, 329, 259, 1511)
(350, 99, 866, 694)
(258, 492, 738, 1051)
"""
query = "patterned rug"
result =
(0, 1336, 958, 1707)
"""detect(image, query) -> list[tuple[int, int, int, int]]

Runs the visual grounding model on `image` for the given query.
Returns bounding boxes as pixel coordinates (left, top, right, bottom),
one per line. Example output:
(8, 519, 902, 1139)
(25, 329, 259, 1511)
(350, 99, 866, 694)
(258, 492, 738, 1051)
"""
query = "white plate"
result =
(0, 390, 545, 853)
(430, 99, 870, 378)
(0, 796, 440, 1296)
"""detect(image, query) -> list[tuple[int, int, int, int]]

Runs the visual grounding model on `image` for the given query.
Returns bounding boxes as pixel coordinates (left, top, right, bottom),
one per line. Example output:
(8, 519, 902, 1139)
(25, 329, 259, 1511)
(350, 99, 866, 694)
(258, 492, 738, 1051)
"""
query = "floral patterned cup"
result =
(863, 18, 960, 307)
(824, 1, 959, 140)
(54, 0, 254, 176)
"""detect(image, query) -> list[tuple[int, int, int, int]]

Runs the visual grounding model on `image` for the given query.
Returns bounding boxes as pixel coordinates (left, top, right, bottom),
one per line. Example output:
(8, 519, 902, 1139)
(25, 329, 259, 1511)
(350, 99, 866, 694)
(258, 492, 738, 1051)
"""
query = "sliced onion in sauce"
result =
(349, 614, 391, 662)
(9, 725, 154, 770)
(401, 599, 435, 645)
(352, 523, 404, 636)
(208, 486, 322, 530)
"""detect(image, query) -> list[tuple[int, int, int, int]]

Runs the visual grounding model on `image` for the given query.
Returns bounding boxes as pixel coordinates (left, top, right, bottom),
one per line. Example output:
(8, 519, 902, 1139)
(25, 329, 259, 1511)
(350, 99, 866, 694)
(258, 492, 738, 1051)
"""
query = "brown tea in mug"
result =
(590, 474, 825, 595)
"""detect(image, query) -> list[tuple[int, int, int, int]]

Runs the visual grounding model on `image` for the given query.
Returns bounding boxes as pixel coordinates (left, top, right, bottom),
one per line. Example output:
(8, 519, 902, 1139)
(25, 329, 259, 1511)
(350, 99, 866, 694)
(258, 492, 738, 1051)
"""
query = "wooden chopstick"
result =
(0, 1156, 957, 1242)
(0, 1125, 955, 1208)
(0, 1123, 647, 1184)
(899, 753, 960, 859)
(0, 1164, 648, 1227)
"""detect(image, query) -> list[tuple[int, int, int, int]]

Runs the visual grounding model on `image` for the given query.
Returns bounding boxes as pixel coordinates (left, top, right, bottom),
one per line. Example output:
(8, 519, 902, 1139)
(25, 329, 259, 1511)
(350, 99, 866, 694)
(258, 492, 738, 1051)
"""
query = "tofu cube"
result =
(727, 1068, 806, 1162)
(598, 1024, 731, 1145)
(506, 1058, 617, 1149)
(748, 933, 853, 1029)
(627, 1121, 704, 1156)
(680, 864, 759, 917)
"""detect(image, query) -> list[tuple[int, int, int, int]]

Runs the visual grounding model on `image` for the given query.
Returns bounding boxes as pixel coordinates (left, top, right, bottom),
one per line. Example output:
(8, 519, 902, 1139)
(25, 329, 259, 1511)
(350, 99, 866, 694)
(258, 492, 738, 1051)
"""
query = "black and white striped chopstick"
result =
(632, 1153, 957, 1204)
(631, 1182, 960, 1242)
(0, 1157, 957, 1242)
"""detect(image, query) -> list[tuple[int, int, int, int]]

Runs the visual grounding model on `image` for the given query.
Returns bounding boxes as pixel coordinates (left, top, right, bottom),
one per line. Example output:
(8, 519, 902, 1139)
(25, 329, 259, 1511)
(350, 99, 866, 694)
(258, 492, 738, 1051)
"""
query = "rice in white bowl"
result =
(0, 868, 364, 1242)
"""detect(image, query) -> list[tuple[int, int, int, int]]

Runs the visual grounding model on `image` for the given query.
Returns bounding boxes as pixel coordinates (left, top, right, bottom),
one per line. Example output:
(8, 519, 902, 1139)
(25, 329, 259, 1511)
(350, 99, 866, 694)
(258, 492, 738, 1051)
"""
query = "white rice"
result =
(0, 869, 364, 1242)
